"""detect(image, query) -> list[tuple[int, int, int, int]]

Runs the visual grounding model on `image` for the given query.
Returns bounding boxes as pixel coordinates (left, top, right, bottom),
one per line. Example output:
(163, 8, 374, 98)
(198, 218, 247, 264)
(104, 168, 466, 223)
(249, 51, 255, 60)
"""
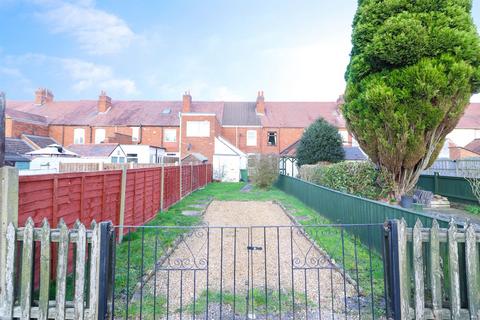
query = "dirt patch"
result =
(143, 201, 359, 319)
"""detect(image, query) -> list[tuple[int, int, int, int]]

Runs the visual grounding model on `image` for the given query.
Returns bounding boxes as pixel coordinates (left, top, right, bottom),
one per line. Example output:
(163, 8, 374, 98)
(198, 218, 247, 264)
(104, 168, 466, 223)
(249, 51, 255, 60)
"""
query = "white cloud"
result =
(35, 0, 135, 55)
(3, 53, 138, 96)
(471, 94, 480, 102)
(59, 57, 138, 94)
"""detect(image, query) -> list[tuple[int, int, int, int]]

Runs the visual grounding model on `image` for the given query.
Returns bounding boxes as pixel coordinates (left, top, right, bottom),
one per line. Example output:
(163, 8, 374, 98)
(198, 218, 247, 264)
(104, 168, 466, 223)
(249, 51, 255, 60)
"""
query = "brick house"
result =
(5, 88, 480, 169)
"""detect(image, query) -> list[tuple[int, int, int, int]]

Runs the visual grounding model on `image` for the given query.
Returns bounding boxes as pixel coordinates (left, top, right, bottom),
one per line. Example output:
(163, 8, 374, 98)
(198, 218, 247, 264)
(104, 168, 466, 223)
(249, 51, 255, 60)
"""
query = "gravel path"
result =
(142, 201, 361, 319)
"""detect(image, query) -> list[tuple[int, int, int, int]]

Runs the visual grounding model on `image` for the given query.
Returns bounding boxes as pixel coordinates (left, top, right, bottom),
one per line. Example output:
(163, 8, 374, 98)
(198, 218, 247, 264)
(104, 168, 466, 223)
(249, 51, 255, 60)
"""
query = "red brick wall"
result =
(220, 127, 262, 154)
(49, 125, 180, 151)
(5, 118, 49, 138)
(181, 115, 218, 161)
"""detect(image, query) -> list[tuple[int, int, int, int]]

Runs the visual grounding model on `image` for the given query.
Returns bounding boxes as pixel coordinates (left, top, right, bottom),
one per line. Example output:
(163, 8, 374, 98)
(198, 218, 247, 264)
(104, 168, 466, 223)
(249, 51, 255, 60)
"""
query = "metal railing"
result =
(111, 224, 388, 319)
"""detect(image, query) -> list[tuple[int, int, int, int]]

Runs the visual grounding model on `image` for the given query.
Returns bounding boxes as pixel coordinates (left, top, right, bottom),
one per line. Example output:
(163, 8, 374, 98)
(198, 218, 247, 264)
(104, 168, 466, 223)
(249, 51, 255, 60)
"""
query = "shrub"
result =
(296, 118, 345, 166)
(251, 154, 279, 189)
(308, 161, 393, 200)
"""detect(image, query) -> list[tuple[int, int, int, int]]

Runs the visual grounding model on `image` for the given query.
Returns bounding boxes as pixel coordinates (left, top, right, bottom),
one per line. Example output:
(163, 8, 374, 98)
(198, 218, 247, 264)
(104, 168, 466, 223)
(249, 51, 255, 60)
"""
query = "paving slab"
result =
(181, 210, 202, 216)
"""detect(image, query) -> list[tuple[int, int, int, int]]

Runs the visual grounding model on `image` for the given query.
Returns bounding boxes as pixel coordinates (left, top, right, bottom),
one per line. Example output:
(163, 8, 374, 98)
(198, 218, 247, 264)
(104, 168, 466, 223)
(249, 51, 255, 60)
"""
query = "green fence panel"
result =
(417, 174, 477, 205)
(275, 174, 455, 253)
(275, 174, 470, 306)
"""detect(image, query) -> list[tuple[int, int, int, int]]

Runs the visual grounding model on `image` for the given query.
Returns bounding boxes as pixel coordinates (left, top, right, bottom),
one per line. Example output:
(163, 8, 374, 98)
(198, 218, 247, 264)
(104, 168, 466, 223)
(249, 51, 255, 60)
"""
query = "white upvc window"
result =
(73, 128, 85, 144)
(246, 130, 257, 146)
(164, 128, 177, 142)
(131, 127, 140, 142)
(186, 121, 210, 137)
(95, 128, 106, 144)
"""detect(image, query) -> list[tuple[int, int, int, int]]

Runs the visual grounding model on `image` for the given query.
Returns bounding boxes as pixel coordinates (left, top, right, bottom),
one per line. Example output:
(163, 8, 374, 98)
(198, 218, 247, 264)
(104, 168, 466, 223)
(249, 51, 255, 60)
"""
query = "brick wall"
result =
(49, 125, 180, 151)
(181, 114, 218, 161)
(5, 118, 49, 138)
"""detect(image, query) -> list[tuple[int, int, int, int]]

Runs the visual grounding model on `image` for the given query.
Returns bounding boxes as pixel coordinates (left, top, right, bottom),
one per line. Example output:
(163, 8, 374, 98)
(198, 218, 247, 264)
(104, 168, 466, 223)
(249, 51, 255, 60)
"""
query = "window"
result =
(246, 130, 257, 146)
(111, 157, 118, 163)
(131, 127, 140, 142)
(127, 153, 138, 163)
(186, 121, 210, 137)
(339, 130, 349, 144)
(267, 131, 277, 146)
(73, 128, 85, 144)
(164, 128, 177, 142)
(95, 128, 106, 144)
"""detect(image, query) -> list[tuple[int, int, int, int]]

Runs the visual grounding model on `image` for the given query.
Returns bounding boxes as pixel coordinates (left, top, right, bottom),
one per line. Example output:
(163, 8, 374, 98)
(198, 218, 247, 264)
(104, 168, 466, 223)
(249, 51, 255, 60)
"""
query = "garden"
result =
(112, 182, 387, 319)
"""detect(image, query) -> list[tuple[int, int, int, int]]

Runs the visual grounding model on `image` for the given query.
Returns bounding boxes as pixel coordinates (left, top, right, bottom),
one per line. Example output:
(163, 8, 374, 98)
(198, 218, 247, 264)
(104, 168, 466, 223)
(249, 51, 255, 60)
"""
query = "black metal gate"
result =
(109, 223, 390, 319)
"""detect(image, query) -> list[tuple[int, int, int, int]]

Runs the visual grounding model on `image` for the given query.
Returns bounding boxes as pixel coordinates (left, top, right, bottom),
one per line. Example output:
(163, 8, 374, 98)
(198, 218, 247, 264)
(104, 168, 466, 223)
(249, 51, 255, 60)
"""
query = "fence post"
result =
(385, 219, 409, 320)
(433, 172, 439, 194)
(97, 222, 114, 320)
(160, 164, 165, 212)
(118, 167, 127, 243)
(0, 166, 19, 298)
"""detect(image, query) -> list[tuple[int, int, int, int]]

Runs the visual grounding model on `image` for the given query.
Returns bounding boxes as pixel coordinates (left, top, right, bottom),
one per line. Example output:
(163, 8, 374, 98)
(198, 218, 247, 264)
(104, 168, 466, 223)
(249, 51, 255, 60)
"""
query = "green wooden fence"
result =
(417, 173, 478, 205)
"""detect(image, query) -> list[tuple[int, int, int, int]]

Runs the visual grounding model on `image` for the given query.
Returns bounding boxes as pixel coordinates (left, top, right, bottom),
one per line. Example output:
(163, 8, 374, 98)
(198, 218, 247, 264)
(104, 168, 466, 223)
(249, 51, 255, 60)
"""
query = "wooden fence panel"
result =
(396, 219, 480, 319)
(0, 221, 110, 320)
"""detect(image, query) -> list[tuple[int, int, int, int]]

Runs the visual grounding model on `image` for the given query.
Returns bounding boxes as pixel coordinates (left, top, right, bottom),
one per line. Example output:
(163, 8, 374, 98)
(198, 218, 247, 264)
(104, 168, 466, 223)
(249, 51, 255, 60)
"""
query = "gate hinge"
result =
(247, 246, 262, 251)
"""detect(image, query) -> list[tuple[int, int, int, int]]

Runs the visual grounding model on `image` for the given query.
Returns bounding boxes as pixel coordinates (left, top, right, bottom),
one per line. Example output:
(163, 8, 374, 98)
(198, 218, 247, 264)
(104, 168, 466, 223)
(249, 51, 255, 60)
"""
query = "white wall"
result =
(121, 145, 150, 163)
(213, 155, 241, 182)
(447, 129, 480, 147)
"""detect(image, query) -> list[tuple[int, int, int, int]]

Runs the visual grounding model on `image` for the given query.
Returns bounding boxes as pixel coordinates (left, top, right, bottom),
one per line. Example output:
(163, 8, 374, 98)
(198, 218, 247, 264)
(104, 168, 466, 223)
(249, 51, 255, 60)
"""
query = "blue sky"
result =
(1, 0, 479, 102)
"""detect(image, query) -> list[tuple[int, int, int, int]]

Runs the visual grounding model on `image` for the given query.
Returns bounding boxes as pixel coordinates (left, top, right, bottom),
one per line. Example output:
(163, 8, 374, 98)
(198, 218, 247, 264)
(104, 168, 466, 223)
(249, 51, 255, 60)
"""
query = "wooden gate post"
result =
(385, 219, 409, 320)
(0, 166, 19, 298)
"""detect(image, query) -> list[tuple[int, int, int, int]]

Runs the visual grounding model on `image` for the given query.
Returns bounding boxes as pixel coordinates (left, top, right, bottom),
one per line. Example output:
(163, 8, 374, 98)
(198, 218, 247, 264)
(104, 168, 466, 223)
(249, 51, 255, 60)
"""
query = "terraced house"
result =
(5, 88, 480, 179)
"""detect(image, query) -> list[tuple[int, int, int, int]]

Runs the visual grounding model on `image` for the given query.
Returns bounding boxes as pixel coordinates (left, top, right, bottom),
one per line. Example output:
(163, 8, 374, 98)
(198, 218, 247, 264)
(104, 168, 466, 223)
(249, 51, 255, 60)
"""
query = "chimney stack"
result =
(98, 91, 112, 113)
(256, 90, 265, 114)
(182, 91, 192, 113)
(34, 88, 54, 105)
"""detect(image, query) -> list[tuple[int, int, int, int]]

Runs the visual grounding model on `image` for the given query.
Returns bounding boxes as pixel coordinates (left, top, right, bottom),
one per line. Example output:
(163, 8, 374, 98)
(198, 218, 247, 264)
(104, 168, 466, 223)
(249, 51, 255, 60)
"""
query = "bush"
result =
(251, 154, 279, 189)
(306, 161, 392, 200)
(296, 118, 345, 166)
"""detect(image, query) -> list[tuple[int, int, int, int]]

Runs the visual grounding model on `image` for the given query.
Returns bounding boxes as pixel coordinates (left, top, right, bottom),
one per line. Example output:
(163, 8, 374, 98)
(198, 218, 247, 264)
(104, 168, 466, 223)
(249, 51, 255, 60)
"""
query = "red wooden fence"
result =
(18, 164, 212, 228)
(17, 164, 212, 288)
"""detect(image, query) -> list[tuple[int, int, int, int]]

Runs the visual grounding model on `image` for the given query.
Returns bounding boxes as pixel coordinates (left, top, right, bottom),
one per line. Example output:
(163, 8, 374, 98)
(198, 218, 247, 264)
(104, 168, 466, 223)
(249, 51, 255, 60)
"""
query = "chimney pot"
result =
(256, 90, 265, 114)
(34, 88, 54, 105)
(98, 91, 112, 113)
(182, 91, 192, 113)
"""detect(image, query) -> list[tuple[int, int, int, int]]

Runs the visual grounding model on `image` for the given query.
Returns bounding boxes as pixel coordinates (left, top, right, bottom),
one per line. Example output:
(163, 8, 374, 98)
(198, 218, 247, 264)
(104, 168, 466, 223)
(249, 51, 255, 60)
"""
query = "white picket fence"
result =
(0, 218, 113, 320)
(423, 159, 480, 177)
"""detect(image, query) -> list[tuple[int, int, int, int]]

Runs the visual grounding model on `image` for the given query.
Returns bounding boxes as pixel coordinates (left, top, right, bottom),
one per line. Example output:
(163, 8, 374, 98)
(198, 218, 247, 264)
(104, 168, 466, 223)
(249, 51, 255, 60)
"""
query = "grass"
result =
(113, 182, 386, 318)
(465, 205, 480, 216)
(186, 288, 315, 316)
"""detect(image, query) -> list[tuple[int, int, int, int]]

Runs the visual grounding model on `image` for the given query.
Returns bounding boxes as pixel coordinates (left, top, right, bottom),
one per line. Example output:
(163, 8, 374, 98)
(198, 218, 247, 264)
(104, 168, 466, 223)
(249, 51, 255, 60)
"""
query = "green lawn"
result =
(113, 182, 386, 318)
